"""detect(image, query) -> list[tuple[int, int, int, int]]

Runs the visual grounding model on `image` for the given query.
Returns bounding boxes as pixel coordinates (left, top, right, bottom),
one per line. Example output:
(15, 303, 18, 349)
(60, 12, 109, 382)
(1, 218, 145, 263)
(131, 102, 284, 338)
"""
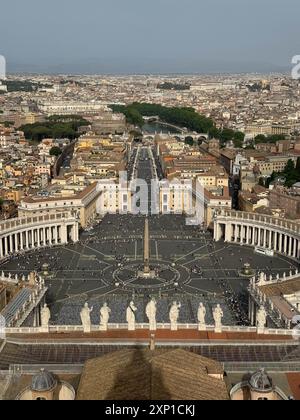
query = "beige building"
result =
(18, 183, 101, 228)
(239, 186, 269, 213)
(231, 369, 288, 401)
(159, 180, 231, 227)
(159, 180, 193, 215)
(196, 168, 229, 189)
(203, 187, 232, 228)
(269, 187, 300, 220)
(97, 180, 132, 215)
(256, 155, 297, 176)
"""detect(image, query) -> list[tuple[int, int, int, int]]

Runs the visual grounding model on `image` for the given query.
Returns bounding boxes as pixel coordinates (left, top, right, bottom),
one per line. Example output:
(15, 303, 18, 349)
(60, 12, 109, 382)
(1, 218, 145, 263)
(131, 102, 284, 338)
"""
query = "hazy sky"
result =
(1, 0, 300, 74)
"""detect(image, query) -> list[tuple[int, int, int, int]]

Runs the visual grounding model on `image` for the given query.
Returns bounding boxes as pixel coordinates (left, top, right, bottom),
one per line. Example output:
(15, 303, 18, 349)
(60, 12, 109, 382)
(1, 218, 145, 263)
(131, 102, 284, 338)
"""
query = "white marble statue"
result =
(257, 306, 267, 333)
(80, 302, 93, 333)
(213, 304, 224, 333)
(99, 303, 111, 331)
(197, 303, 207, 331)
(41, 304, 51, 330)
(146, 298, 157, 331)
(126, 301, 137, 331)
(169, 301, 181, 331)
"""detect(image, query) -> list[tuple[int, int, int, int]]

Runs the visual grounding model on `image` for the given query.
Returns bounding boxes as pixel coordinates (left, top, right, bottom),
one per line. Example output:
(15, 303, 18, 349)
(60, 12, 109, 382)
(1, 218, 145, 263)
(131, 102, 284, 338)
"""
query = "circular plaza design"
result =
(112, 261, 189, 292)
(0, 213, 298, 328)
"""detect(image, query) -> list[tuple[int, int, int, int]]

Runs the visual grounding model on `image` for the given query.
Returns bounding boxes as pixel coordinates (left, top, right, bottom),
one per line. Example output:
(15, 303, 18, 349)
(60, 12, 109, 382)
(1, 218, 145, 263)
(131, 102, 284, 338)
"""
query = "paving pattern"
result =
(0, 146, 298, 326)
(0, 213, 297, 326)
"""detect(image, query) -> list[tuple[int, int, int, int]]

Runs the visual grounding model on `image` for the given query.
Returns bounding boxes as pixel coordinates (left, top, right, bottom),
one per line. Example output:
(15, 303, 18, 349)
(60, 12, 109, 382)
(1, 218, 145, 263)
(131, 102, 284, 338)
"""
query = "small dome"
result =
(249, 369, 273, 392)
(31, 369, 57, 392)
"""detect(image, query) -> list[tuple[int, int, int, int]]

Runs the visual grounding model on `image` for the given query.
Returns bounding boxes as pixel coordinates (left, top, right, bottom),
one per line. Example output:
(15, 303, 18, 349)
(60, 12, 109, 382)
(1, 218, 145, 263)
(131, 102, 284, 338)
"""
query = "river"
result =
(142, 122, 181, 134)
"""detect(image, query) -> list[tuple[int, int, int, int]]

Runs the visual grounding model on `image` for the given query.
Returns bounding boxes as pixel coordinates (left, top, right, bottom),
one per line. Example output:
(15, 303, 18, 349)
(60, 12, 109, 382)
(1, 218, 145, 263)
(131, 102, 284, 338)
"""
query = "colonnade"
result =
(214, 210, 300, 259)
(0, 213, 79, 259)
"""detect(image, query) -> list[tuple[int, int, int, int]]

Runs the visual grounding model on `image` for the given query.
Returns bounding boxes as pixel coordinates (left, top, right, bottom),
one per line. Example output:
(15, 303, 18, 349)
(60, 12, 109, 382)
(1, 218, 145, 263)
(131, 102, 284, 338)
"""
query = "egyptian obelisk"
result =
(143, 217, 150, 274)
(138, 217, 155, 278)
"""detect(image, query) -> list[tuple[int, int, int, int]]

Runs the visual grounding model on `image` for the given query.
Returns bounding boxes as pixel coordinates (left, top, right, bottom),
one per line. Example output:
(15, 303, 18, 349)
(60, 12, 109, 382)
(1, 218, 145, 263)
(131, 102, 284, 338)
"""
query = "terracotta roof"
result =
(259, 278, 300, 297)
(5, 329, 294, 341)
(21, 183, 98, 204)
(76, 348, 229, 400)
(252, 185, 268, 194)
(286, 373, 300, 400)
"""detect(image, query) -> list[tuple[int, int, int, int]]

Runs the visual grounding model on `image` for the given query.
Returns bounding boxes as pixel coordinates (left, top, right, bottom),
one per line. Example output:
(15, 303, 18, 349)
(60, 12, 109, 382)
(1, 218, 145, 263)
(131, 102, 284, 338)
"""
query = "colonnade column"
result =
(25, 230, 29, 249)
(284, 235, 288, 254)
(274, 232, 278, 252)
(234, 224, 238, 242)
(54, 226, 58, 244)
(293, 238, 297, 258)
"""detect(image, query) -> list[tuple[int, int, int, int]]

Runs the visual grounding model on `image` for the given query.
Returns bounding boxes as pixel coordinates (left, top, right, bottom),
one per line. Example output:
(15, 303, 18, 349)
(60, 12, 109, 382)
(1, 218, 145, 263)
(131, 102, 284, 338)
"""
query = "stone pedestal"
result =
(170, 322, 178, 331)
(137, 269, 156, 279)
(128, 323, 135, 331)
(149, 322, 157, 332)
(99, 324, 108, 332)
(82, 325, 91, 333)
(198, 323, 206, 331)
(40, 326, 49, 334)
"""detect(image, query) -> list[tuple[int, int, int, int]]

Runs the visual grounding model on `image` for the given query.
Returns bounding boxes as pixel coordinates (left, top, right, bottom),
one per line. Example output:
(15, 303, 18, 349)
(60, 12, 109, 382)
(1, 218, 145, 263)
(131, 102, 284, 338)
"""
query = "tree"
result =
(126, 107, 144, 127)
(3, 121, 14, 127)
(285, 159, 295, 174)
(255, 134, 267, 144)
(209, 127, 221, 139)
(49, 146, 62, 157)
(234, 131, 245, 141)
(296, 157, 300, 175)
(233, 138, 243, 148)
(185, 136, 194, 146)
(20, 116, 88, 142)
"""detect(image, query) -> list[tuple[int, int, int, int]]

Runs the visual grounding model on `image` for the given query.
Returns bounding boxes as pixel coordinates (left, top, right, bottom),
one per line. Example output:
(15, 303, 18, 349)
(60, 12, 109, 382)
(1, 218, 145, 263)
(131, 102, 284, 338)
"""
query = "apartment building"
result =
(18, 183, 101, 228)
(269, 187, 300, 220)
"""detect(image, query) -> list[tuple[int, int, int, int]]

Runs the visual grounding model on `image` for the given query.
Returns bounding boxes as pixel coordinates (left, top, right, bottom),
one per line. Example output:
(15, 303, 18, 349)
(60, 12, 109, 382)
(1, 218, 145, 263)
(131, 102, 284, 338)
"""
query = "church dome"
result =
(31, 369, 57, 392)
(249, 369, 273, 392)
